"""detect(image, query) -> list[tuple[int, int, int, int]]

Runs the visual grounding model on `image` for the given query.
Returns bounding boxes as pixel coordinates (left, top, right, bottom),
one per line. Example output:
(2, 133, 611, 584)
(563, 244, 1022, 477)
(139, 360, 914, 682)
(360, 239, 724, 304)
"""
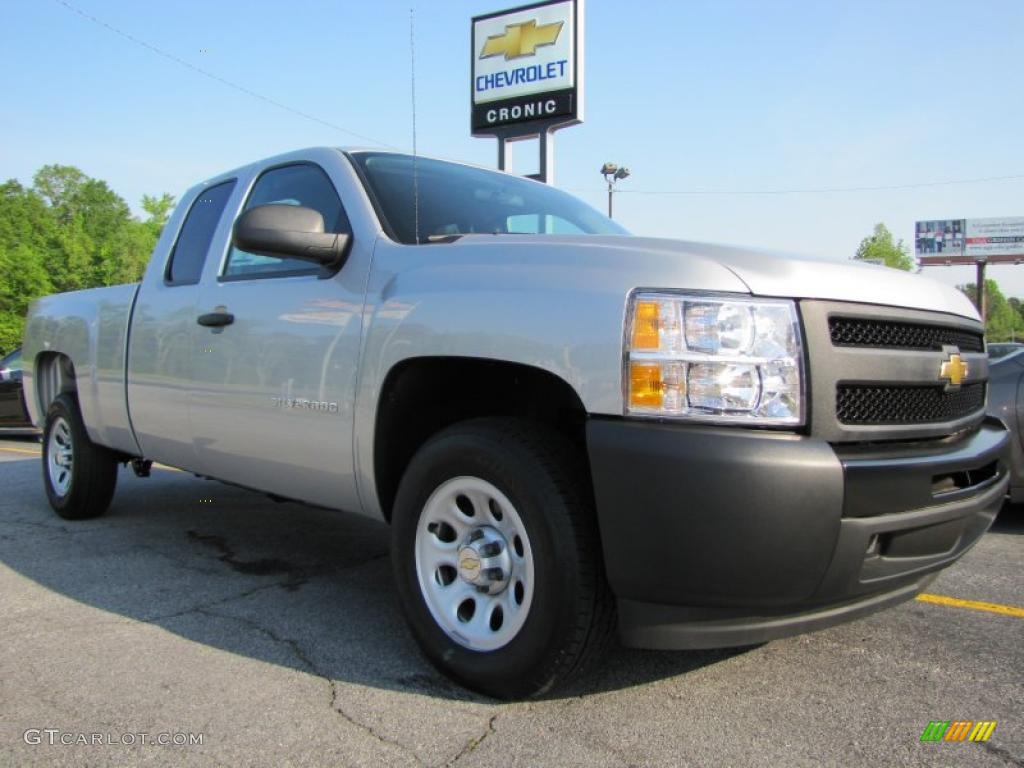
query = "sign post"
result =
(916, 216, 1024, 322)
(471, 0, 584, 183)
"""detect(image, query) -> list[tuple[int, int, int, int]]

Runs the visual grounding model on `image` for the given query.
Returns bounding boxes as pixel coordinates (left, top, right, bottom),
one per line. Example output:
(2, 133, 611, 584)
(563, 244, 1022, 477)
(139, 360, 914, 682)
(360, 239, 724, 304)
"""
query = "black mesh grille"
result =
(836, 383, 986, 425)
(829, 317, 984, 353)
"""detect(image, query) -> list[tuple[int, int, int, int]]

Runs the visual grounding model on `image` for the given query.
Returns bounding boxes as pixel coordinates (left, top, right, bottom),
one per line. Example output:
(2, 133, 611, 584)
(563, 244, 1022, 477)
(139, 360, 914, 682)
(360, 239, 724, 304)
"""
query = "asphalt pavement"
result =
(0, 434, 1021, 767)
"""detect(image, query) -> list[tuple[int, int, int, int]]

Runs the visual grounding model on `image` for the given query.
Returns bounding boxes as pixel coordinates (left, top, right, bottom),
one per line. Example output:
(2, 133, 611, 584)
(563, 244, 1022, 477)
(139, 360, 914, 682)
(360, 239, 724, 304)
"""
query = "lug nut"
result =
(483, 567, 505, 581)
(480, 542, 503, 557)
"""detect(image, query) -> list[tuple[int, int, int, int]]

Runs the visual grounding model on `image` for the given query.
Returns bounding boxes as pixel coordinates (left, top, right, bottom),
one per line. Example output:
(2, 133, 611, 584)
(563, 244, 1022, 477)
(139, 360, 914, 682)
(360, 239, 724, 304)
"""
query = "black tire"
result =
(42, 393, 118, 520)
(391, 418, 615, 699)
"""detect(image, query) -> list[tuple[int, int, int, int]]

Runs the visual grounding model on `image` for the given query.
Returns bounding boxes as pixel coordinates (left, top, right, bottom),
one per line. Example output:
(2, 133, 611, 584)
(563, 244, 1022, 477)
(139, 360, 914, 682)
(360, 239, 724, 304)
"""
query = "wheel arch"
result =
(34, 352, 78, 419)
(372, 356, 591, 523)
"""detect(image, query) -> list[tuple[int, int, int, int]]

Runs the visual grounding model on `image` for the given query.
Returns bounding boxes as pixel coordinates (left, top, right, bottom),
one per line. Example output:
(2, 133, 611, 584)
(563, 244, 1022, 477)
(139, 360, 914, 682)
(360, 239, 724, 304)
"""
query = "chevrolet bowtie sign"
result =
(471, 0, 583, 135)
(480, 20, 564, 60)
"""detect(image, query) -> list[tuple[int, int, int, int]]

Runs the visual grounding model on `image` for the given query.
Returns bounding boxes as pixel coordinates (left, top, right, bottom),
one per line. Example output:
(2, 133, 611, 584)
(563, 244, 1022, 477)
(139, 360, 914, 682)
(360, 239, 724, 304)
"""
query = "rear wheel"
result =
(392, 418, 614, 699)
(42, 394, 118, 519)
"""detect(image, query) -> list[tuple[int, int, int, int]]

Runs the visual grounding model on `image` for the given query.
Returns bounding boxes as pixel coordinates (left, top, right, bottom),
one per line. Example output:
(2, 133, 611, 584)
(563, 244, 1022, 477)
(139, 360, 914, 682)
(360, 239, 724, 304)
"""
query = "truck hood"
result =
(455, 234, 980, 321)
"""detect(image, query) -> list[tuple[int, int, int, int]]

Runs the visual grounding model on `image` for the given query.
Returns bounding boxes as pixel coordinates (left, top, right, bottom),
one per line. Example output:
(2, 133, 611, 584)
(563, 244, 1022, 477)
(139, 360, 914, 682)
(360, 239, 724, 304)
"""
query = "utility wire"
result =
(572, 173, 1024, 197)
(51, 1, 1023, 194)
(52, 0, 399, 149)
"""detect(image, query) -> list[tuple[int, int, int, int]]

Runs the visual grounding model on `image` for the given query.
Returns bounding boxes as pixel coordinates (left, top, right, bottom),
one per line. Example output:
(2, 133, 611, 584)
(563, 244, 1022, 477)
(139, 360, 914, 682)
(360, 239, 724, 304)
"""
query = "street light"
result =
(601, 162, 630, 219)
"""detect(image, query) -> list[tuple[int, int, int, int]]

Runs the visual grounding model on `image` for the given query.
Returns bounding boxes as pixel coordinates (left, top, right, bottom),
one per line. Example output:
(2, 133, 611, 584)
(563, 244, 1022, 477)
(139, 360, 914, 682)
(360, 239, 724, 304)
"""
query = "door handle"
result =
(197, 311, 234, 328)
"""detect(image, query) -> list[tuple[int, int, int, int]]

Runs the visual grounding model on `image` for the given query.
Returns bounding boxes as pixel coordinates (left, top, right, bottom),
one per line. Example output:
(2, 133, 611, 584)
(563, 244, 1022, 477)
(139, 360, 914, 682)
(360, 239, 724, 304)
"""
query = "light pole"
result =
(601, 162, 630, 219)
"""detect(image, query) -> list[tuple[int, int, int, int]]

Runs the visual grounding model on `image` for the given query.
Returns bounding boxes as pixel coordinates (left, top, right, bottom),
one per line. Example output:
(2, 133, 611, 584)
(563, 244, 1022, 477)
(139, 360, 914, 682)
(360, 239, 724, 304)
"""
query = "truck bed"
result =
(22, 283, 141, 455)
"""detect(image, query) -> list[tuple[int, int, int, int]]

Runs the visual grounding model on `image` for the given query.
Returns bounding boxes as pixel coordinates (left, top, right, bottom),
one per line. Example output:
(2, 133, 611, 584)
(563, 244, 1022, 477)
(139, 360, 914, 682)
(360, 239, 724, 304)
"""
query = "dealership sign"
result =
(916, 217, 1024, 261)
(471, 0, 583, 136)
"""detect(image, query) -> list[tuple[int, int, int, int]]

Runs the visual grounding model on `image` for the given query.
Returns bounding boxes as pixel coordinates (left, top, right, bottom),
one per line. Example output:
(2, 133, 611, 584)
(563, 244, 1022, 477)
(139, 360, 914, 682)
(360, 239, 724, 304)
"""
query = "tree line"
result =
(853, 223, 1024, 341)
(0, 165, 173, 355)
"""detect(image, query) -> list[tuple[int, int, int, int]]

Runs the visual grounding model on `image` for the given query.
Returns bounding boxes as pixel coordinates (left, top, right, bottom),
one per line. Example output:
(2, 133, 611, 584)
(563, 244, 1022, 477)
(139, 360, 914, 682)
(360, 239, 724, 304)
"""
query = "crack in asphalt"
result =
(444, 713, 497, 766)
(3, 517, 73, 535)
(144, 579, 292, 623)
(327, 678, 429, 768)
(142, 545, 391, 624)
(193, 606, 428, 766)
(186, 530, 311, 589)
(185, 529, 390, 591)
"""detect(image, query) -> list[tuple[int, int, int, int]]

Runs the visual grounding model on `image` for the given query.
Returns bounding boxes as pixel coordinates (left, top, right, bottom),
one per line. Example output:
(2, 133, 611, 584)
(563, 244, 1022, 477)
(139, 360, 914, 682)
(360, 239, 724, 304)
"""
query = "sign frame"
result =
(470, 0, 585, 141)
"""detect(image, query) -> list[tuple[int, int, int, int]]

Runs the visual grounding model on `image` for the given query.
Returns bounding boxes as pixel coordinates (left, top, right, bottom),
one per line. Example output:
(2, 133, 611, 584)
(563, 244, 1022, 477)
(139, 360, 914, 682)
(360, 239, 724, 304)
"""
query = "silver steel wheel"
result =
(414, 476, 535, 651)
(47, 415, 74, 496)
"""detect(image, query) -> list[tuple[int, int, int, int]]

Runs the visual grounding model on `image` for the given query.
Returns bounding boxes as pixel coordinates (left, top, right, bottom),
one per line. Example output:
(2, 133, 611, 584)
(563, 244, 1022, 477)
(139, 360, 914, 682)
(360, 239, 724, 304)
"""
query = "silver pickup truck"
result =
(22, 147, 1009, 698)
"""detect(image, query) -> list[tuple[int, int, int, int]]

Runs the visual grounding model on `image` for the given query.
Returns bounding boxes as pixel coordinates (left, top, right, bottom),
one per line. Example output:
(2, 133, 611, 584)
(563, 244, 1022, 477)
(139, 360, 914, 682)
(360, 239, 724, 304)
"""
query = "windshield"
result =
(349, 152, 628, 245)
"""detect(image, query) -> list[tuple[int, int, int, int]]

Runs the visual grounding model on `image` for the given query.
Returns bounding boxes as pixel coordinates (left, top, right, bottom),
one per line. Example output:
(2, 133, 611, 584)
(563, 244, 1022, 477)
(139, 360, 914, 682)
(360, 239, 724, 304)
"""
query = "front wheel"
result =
(391, 419, 614, 699)
(42, 394, 118, 519)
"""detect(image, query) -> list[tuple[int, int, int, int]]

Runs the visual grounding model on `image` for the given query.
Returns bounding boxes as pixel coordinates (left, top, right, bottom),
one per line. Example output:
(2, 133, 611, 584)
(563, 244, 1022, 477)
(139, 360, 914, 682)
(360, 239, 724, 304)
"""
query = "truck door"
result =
(127, 180, 237, 471)
(190, 161, 365, 512)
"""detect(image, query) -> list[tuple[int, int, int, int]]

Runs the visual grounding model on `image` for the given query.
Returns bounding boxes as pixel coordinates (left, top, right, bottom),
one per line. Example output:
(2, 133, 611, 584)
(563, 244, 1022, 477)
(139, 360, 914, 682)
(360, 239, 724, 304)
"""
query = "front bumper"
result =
(586, 417, 1009, 650)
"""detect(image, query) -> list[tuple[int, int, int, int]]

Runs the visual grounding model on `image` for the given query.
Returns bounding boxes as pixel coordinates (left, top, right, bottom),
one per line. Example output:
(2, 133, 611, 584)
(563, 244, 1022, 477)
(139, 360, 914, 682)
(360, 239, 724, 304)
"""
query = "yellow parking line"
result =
(0, 446, 41, 457)
(917, 593, 1024, 619)
(0, 446, 183, 475)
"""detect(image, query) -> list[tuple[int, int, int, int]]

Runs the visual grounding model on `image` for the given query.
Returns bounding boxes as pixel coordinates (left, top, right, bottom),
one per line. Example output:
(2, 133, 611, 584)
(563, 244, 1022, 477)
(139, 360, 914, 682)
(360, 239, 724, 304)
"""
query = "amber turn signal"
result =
(629, 362, 663, 408)
(631, 301, 660, 349)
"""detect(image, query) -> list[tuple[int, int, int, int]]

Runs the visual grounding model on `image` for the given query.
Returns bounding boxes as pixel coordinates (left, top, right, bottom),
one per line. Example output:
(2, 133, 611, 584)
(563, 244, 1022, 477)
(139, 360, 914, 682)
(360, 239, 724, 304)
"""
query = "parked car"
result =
(987, 342, 1024, 360)
(987, 349, 1024, 502)
(21, 148, 1010, 698)
(0, 348, 35, 433)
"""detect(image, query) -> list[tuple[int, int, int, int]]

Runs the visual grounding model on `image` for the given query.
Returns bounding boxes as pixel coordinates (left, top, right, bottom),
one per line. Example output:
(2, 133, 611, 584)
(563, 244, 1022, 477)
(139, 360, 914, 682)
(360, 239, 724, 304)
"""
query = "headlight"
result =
(625, 292, 804, 425)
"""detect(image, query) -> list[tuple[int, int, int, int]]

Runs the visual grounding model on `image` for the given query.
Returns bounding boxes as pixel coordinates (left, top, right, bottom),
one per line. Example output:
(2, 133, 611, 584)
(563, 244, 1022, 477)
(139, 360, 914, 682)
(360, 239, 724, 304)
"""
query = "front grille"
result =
(829, 317, 984, 353)
(836, 383, 986, 425)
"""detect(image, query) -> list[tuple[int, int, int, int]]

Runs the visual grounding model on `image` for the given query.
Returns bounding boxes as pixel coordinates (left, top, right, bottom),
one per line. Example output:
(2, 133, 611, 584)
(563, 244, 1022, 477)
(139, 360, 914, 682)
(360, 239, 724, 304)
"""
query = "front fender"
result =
(351, 235, 750, 517)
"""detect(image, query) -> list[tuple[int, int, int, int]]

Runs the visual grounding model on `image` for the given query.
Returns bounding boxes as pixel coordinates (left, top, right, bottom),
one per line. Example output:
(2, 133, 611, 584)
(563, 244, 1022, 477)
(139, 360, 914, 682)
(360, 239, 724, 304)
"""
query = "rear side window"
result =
(166, 180, 236, 285)
(223, 163, 350, 280)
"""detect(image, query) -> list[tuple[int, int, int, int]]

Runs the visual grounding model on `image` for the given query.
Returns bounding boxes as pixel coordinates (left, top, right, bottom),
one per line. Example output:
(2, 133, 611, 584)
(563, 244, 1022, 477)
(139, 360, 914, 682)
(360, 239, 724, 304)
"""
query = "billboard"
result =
(471, 0, 583, 136)
(965, 217, 1024, 259)
(916, 217, 1024, 261)
(915, 219, 964, 257)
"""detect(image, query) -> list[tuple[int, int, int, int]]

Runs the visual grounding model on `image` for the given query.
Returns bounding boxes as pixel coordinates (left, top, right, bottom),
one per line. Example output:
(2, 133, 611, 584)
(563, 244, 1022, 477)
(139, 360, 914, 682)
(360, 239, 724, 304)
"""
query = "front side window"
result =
(349, 152, 629, 245)
(224, 163, 350, 279)
(166, 180, 236, 285)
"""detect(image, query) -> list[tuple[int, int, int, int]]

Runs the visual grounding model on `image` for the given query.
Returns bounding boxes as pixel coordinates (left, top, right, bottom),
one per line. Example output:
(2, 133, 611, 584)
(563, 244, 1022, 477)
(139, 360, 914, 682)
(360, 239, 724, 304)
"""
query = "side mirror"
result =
(232, 204, 351, 267)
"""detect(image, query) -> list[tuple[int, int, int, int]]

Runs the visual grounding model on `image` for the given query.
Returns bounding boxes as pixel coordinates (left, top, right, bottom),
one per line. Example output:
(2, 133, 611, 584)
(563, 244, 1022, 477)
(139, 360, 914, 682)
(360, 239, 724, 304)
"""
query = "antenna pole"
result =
(409, 8, 420, 243)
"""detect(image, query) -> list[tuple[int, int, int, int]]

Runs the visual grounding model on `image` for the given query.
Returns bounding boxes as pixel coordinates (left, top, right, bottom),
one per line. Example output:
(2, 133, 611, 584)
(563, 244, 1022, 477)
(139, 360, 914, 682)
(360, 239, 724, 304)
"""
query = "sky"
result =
(2, 0, 1023, 294)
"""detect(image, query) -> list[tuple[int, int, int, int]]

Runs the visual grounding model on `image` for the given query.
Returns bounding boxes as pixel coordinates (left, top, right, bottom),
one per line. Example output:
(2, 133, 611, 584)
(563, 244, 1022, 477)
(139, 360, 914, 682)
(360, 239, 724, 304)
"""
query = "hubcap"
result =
(415, 476, 535, 651)
(47, 416, 74, 496)
(456, 525, 513, 595)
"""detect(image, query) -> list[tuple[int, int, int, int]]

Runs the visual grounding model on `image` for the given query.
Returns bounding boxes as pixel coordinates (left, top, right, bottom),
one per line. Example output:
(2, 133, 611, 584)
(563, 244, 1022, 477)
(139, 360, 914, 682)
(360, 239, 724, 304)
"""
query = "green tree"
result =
(0, 167, 174, 355)
(1009, 296, 1024, 327)
(141, 193, 175, 231)
(958, 280, 1024, 341)
(853, 223, 914, 271)
(0, 181, 55, 353)
(32, 165, 89, 221)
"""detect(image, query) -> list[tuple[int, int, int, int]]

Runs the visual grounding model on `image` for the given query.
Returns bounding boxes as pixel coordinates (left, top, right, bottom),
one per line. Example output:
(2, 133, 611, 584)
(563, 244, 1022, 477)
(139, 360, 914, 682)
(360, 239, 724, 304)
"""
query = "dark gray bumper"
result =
(586, 417, 1009, 650)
